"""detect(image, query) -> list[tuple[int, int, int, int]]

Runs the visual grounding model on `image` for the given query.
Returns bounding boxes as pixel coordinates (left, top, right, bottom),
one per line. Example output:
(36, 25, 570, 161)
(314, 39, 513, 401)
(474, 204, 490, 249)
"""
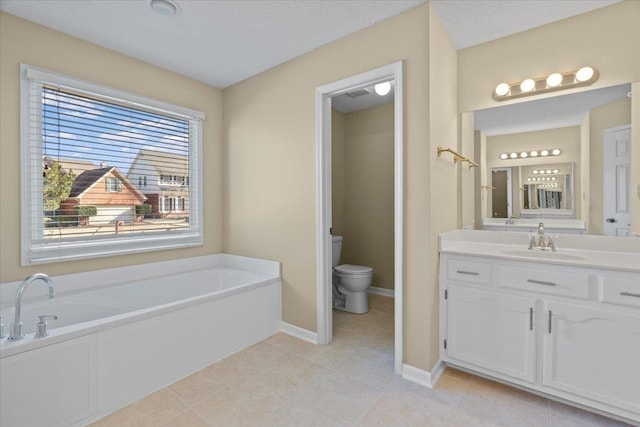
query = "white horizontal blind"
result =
(21, 65, 203, 265)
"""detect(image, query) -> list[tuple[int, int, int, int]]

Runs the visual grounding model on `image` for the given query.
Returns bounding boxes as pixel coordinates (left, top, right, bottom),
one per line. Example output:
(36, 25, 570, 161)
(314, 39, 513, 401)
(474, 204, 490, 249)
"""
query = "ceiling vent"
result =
(346, 88, 371, 98)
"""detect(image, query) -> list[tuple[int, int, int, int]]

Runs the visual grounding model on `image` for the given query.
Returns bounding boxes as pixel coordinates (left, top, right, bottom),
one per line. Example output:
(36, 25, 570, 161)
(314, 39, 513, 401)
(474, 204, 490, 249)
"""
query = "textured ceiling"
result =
(0, 0, 621, 89)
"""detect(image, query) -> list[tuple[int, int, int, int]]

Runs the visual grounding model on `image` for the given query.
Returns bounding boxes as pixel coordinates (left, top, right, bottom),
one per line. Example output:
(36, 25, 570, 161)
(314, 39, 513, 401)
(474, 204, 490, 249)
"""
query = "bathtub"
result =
(0, 254, 281, 427)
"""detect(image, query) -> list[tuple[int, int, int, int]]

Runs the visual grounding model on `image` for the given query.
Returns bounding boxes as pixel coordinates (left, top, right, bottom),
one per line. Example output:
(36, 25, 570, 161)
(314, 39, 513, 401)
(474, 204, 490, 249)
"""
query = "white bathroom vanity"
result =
(482, 218, 586, 234)
(438, 230, 640, 425)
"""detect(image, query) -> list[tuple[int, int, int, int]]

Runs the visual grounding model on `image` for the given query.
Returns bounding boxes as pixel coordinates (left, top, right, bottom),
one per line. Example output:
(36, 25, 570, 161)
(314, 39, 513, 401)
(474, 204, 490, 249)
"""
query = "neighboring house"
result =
(43, 155, 98, 176)
(59, 167, 147, 225)
(127, 149, 189, 218)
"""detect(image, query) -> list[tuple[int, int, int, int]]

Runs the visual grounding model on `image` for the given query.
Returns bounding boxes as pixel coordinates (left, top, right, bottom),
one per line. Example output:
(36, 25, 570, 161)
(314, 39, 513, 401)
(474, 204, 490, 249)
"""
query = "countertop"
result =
(439, 230, 640, 273)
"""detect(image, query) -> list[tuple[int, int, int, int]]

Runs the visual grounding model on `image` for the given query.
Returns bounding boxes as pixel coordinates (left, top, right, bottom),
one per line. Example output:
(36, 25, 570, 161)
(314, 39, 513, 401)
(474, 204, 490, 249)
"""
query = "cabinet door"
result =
(446, 284, 537, 383)
(543, 301, 640, 415)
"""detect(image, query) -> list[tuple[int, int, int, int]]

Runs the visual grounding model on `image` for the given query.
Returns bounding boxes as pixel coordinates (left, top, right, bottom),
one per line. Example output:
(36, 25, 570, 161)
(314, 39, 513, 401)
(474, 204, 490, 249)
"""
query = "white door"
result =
(445, 284, 536, 383)
(542, 300, 640, 415)
(603, 125, 631, 236)
(95, 206, 135, 224)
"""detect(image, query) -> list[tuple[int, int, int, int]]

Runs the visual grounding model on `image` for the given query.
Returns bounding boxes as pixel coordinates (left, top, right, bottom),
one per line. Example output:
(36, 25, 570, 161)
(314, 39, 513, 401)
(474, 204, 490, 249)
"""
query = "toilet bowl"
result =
(332, 235, 373, 314)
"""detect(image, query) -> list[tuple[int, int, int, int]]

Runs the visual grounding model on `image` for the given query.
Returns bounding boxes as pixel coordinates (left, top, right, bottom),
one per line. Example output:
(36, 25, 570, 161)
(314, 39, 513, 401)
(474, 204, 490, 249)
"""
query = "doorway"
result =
(315, 62, 404, 374)
(491, 168, 512, 218)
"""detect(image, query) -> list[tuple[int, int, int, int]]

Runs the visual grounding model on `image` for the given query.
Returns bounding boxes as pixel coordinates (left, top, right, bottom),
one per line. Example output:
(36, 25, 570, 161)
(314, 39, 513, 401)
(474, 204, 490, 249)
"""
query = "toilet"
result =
(332, 235, 373, 314)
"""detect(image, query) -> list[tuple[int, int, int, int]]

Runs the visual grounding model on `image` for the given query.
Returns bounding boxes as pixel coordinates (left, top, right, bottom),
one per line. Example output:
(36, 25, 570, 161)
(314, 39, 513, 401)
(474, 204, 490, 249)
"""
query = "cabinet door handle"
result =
(456, 270, 479, 276)
(548, 310, 552, 334)
(527, 279, 557, 287)
(529, 308, 533, 331)
(620, 292, 640, 298)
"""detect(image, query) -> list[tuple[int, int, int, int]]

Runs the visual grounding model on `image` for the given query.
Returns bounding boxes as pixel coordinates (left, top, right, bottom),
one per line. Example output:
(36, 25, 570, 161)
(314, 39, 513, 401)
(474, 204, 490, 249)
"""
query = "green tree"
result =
(43, 161, 76, 211)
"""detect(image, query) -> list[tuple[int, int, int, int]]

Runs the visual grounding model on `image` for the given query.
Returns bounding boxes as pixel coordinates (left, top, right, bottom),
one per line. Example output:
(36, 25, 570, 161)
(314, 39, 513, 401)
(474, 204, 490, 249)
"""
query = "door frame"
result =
(315, 61, 404, 374)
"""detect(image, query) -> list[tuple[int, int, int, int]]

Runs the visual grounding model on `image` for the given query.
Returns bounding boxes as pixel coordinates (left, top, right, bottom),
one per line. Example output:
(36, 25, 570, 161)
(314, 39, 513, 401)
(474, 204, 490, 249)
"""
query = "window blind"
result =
(21, 65, 203, 265)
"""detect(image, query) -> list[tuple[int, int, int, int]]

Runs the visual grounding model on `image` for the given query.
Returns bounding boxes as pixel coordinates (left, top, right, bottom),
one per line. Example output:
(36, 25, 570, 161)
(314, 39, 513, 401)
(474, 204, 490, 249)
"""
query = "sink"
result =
(502, 250, 586, 261)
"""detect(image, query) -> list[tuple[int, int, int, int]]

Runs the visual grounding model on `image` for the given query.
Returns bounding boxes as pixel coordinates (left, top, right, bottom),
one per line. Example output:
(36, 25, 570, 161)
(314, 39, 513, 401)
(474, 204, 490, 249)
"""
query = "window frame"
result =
(20, 64, 205, 266)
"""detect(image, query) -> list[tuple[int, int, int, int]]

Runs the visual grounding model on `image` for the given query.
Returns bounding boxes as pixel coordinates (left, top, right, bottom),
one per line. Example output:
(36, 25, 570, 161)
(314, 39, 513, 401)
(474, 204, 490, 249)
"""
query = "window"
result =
(105, 177, 123, 193)
(21, 65, 204, 265)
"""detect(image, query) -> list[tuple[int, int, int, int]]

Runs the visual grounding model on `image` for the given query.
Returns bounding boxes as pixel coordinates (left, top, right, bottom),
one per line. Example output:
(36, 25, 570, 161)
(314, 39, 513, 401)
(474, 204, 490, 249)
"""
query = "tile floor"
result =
(90, 294, 633, 427)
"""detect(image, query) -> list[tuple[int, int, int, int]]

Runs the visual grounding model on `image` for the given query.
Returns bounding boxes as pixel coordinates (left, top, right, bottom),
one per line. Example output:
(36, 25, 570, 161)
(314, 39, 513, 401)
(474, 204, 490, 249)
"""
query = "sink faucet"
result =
(528, 222, 556, 252)
(8, 273, 55, 341)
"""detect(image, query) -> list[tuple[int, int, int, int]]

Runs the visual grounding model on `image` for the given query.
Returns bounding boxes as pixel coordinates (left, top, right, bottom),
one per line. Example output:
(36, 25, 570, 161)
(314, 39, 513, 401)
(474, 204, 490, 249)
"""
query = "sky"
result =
(42, 87, 189, 175)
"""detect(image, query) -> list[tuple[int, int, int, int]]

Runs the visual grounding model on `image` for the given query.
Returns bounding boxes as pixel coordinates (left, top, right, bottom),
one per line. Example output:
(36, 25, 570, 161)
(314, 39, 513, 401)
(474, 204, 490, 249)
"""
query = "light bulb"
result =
(510, 153, 518, 159)
(495, 83, 510, 97)
(374, 82, 391, 96)
(553, 169, 559, 174)
(520, 152, 528, 158)
(533, 170, 539, 174)
(575, 67, 594, 82)
(530, 150, 538, 157)
(541, 150, 549, 156)
(551, 148, 561, 156)
(546, 170, 552, 174)
(546, 73, 563, 87)
(520, 79, 535, 93)
(500, 153, 508, 160)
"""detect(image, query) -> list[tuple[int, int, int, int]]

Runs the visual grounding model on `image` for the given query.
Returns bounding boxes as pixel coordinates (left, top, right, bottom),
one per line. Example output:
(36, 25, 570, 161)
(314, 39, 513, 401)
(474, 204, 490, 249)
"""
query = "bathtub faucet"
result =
(8, 273, 55, 341)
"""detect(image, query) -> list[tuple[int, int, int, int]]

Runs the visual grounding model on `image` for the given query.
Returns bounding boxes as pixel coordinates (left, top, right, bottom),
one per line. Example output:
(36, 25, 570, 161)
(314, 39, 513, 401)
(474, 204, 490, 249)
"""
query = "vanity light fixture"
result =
(499, 148, 562, 160)
(374, 81, 391, 96)
(492, 66, 599, 101)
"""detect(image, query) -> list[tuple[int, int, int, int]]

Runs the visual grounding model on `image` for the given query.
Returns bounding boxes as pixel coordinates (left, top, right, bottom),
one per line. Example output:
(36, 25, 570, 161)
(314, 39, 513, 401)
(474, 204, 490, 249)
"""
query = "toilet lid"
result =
(335, 264, 373, 275)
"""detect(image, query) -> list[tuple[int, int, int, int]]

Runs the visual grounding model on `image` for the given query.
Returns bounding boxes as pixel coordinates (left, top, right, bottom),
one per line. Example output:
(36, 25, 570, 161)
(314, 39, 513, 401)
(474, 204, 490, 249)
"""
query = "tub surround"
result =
(482, 218, 586, 234)
(0, 254, 281, 427)
(439, 230, 640, 424)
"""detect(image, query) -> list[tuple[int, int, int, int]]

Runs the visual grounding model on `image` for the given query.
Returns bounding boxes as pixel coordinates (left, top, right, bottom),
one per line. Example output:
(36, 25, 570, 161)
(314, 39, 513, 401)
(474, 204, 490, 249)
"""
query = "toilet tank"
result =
(331, 235, 343, 268)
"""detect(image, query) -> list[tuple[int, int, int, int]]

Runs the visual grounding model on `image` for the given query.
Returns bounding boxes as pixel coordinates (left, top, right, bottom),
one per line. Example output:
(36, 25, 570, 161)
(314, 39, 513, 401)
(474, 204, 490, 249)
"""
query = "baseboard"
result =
(402, 360, 446, 389)
(368, 286, 394, 298)
(280, 321, 318, 344)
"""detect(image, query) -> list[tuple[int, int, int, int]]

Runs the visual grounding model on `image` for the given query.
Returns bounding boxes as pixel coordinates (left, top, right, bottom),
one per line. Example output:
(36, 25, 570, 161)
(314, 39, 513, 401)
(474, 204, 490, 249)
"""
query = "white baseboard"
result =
(280, 321, 318, 344)
(368, 286, 394, 298)
(402, 360, 446, 389)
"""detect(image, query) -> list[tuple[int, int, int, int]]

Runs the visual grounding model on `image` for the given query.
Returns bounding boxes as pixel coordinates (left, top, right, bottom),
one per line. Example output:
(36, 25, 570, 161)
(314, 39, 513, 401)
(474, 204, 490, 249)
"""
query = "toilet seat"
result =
(334, 264, 373, 275)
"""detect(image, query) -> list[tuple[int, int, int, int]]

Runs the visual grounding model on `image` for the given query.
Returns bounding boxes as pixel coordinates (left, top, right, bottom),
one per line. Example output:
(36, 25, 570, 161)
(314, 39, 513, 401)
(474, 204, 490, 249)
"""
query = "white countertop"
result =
(439, 230, 640, 273)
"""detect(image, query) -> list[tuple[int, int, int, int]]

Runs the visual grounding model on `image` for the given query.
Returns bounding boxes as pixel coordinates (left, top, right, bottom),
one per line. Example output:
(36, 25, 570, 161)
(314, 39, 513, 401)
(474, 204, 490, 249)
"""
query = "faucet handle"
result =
(34, 315, 58, 339)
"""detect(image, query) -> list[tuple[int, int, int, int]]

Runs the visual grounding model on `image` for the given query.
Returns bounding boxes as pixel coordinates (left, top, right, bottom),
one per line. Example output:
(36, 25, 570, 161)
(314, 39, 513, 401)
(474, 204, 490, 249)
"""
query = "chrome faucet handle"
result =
(8, 321, 24, 341)
(528, 235, 536, 250)
(34, 315, 58, 339)
(547, 237, 556, 252)
(0, 317, 5, 339)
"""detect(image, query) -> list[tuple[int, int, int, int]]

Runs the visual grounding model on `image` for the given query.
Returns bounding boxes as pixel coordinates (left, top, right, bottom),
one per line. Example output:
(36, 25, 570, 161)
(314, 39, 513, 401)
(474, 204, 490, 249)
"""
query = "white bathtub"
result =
(0, 254, 281, 427)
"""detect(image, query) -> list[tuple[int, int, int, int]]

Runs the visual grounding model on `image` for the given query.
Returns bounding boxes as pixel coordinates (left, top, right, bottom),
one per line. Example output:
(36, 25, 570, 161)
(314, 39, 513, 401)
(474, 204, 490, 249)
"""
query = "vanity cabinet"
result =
(440, 253, 640, 424)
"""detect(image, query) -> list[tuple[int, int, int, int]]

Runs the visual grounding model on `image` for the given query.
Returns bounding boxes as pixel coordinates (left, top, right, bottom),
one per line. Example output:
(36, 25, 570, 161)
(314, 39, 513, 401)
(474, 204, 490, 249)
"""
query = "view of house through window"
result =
(42, 86, 191, 239)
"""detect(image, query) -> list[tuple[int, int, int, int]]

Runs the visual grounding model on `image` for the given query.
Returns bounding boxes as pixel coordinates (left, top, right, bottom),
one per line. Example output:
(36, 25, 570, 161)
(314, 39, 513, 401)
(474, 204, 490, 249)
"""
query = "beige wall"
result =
(459, 112, 475, 229)
(458, 1, 640, 113)
(334, 103, 395, 291)
(0, 12, 223, 283)
(588, 98, 632, 235)
(580, 113, 591, 230)
(223, 3, 456, 370)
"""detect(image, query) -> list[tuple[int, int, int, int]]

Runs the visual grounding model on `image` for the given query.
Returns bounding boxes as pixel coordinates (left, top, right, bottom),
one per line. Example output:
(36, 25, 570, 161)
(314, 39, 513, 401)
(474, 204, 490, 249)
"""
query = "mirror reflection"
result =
(472, 83, 634, 236)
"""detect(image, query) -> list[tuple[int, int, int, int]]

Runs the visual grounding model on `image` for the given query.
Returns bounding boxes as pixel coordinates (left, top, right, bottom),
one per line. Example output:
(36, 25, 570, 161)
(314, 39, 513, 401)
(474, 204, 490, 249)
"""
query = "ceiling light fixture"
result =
(150, 0, 180, 16)
(499, 148, 562, 161)
(492, 66, 599, 101)
(374, 82, 391, 96)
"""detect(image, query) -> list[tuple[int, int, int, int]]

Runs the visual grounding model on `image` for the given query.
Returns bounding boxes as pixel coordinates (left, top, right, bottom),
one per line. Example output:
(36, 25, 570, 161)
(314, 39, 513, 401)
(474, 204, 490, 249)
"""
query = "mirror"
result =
(470, 83, 635, 236)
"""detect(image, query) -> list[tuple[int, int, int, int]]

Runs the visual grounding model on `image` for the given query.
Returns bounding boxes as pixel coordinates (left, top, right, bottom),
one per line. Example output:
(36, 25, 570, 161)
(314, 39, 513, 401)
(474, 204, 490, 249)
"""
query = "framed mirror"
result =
(470, 83, 635, 236)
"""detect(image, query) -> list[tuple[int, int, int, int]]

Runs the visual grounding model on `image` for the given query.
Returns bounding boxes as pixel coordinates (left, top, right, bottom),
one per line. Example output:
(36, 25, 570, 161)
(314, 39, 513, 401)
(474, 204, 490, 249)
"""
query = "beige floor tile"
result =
(168, 359, 243, 405)
(549, 401, 634, 426)
(222, 340, 288, 375)
(384, 374, 467, 411)
(458, 389, 549, 427)
(192, 376, 288, 426)
(290, 336, 356, 368)
(442, 366, 473, 381)
(292, 370, 383, 426)
(347, 306, 395, 333)
(90, 389, 187, 427)
(332, 351, 397, 389)
(252, 352, 326, 395)
(468, 374, 550, 410)
(160, 410, 209, 427)
(359, 388, 457, 426)
(259, 402, 336, 427)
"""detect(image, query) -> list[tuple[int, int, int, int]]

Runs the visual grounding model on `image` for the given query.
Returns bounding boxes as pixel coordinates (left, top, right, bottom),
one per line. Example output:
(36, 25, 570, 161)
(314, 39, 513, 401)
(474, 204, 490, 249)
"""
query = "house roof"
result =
(43, 155, 98, 175)
(69, 167, 146, 202)
(136, 149, 188, 177)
